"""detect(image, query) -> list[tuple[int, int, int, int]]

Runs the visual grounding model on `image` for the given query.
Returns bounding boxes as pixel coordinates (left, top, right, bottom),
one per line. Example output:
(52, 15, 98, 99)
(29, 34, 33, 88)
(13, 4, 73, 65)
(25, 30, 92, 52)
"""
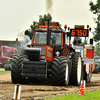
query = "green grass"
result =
(45, 90, 100, 100)
(0, 71, 11, 74)
(0, 68, 5, 71)
(0, 68, 11, 74)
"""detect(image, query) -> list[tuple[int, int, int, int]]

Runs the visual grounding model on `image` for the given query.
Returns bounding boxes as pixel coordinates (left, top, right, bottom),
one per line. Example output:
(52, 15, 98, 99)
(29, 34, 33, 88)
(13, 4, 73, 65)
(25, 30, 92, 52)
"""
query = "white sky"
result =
(0, 0, 96, 41)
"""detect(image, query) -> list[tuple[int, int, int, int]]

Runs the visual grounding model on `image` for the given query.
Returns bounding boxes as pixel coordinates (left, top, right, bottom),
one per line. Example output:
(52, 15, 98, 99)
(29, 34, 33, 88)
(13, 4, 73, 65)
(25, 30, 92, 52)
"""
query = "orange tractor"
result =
(11, 21, 94, 85)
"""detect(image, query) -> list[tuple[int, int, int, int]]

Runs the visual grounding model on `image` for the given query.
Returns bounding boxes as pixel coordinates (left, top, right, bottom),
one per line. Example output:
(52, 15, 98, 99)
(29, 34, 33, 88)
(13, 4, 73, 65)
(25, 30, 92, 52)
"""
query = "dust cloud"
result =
(17, 32, 24, 40)
(16, 32, 31, 51)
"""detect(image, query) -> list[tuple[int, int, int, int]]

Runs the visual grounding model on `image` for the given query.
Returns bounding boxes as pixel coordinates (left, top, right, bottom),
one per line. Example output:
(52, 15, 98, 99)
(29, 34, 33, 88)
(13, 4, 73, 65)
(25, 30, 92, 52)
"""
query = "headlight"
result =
(47, 52, 52, 57)
(41, 56, 45, 59)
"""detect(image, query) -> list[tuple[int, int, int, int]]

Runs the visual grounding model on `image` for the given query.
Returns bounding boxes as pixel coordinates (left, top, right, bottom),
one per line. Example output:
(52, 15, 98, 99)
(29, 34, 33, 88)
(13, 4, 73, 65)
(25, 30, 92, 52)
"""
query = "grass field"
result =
(0, 71, 11, 74)
(45, 90, 100, 100)
(0, 68, 11, 74)
(0, 68, 5, 71)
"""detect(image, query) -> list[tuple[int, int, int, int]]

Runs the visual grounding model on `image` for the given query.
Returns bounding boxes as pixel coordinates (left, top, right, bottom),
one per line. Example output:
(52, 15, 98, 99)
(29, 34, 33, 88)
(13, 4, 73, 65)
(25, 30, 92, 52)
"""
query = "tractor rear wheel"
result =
(11, 54, 27, 84)
(69, 52, 82, 86)
(51, 57, 70, 86)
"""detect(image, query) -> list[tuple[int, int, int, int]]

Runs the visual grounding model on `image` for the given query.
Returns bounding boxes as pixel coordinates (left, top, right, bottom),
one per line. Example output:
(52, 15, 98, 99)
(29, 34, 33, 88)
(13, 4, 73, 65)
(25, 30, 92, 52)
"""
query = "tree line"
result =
(89, 0, 100, 54)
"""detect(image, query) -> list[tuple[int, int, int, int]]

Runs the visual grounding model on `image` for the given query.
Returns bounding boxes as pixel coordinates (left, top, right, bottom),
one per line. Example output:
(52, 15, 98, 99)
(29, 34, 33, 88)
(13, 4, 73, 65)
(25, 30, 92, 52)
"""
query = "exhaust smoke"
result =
(46, 0, 53, 14)
(16, 32, 31, 52)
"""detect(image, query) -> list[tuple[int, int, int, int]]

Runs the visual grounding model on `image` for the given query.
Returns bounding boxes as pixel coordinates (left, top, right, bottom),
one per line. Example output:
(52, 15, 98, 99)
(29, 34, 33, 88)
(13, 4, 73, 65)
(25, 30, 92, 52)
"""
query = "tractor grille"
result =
(47, 52, 52, 57)
(34, 46, 46, 55)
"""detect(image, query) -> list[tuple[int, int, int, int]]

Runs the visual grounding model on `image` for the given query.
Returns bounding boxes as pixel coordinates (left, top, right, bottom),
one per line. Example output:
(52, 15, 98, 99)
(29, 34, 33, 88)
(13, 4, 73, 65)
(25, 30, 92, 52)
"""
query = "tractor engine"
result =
(22, 48, 46, 78)
(25, 48, 40, 61)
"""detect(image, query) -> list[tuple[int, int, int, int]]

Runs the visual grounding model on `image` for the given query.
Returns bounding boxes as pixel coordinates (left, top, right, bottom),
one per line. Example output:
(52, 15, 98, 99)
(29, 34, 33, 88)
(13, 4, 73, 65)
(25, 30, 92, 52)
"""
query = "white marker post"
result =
(81, 80, 82, 85)
(13, 84, 21, 100)
(81, 80, 86, 89)
(84, 80, 86, 89)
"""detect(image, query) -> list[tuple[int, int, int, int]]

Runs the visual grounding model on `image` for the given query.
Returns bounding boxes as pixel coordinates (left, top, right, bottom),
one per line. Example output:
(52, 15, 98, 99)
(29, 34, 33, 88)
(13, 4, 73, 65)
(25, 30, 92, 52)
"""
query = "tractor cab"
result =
(29, 21, 70, 62)
(31, 22, 62, 45)
(93, 56, 100, 73)
(32, 28, 62, 45)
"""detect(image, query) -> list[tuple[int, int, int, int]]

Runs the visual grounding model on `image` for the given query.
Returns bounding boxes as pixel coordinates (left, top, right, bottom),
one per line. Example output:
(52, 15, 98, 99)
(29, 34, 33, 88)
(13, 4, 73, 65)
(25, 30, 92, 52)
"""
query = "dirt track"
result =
(0, 74, 100, 100)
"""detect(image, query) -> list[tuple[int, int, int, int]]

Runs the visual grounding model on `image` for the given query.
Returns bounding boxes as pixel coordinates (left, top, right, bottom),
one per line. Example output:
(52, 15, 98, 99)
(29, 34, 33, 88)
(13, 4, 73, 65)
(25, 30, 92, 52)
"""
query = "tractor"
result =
(0, 46, 17, 68)
(11, 21, 94, 86)
(4, 51, 20, 70)
(93, 56, 100, 73)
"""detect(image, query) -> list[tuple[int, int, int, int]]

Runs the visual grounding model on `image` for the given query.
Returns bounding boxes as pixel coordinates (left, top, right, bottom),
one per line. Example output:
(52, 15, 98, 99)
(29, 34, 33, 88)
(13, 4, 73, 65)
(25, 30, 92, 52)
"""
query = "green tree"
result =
(82, 38, 88, 45)
(38, 13, 52, 25)
(95, 43, 100, 54)
(89, 0, 100, 42)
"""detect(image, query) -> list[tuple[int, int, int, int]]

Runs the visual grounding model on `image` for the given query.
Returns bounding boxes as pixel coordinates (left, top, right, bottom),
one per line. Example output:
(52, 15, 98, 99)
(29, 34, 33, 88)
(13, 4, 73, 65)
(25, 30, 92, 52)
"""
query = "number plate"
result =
(70, 29, 89, 37)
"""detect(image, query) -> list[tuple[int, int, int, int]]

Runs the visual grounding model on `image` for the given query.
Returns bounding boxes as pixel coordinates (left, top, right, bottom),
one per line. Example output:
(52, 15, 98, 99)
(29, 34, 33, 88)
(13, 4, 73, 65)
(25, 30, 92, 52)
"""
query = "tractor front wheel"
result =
(51, 57, 70, 86)
(11, 55, 27, 84)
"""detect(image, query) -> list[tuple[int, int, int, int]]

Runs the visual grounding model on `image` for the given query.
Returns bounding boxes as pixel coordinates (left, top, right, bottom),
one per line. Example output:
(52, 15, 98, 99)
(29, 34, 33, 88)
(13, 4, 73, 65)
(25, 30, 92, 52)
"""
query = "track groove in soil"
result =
(0, 74, 100, 99)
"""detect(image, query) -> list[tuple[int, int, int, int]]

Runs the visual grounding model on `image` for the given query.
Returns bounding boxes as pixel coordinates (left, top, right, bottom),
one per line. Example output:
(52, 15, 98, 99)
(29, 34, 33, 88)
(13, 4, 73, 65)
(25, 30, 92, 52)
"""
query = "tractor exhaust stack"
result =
(46, 20, 51, 46)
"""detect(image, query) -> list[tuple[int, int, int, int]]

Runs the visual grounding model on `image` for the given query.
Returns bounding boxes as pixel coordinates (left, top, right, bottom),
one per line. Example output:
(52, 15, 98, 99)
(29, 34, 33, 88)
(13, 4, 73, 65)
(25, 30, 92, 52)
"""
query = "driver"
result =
(73, 37, 82, 45)
(51, 35, 56, 44)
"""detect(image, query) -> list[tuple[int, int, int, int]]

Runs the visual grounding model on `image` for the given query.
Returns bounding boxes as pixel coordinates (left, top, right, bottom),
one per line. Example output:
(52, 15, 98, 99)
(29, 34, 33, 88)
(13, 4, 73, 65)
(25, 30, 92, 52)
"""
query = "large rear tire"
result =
(51, 57, 70, 86)
(69, 52, 82, 86)
(11, 54, 27, 84)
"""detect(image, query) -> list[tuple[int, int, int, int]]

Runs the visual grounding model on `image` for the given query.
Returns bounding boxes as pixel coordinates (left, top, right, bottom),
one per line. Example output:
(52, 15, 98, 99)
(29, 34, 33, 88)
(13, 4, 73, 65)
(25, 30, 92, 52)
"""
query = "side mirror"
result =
(27, 45, 31, 47)
(90, 38, 93, 44)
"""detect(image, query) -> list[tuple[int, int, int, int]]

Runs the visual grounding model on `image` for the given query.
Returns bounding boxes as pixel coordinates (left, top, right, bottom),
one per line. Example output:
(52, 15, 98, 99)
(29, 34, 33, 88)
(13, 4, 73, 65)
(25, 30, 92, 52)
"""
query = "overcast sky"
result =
(0, 0, 96, 41)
